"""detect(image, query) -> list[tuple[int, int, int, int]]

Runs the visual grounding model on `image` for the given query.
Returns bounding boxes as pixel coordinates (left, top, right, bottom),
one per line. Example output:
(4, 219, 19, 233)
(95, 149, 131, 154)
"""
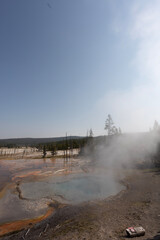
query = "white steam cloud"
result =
(94, 132, 159, 170)
(96, 0, 160, 134)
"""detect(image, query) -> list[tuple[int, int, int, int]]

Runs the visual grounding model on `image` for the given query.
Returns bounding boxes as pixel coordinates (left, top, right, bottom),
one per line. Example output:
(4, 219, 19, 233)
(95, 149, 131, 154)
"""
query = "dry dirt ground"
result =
(1, 168, 160, 240)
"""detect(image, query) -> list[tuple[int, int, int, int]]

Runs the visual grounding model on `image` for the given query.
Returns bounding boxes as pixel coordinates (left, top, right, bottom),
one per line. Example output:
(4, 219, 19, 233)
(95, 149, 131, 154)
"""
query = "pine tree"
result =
(89, 128, 93, 138)
(104, 114, 114, 135)
(43, 145, 47, 158)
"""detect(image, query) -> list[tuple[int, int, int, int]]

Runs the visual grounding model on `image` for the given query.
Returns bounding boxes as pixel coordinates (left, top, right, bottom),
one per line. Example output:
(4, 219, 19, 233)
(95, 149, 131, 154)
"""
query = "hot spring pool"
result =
(20, 174, 124, 203)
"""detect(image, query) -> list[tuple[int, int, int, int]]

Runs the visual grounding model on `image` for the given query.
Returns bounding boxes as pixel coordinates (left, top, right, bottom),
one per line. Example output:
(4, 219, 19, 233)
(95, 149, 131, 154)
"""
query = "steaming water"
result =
(0, 158, 124, 225)
(20, 174, 124, 203)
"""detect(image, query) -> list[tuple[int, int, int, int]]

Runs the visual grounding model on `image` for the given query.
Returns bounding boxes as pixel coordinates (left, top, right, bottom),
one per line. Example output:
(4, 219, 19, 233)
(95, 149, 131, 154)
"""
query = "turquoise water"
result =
(21, 174, 124, 203)
(0, 158, 124, 224)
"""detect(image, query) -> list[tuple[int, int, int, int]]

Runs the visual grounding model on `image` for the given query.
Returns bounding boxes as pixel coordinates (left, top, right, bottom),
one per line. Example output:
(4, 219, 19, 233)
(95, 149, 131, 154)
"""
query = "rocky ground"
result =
(1, 168, 160, 240)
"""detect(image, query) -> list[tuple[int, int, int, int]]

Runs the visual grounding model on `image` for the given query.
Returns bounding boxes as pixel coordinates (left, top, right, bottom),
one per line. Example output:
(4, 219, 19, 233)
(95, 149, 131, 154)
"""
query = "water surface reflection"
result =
(0, 158, 124, 227)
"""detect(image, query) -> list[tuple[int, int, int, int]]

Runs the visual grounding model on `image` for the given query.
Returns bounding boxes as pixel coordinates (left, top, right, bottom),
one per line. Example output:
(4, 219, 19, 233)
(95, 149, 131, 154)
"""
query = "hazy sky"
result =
(0, 0, 160, 138)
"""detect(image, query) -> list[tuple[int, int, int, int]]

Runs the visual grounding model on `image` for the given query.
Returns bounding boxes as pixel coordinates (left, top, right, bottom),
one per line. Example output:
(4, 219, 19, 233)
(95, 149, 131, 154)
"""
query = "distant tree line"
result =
(0, 136, 83, 148)
(0, 143, 17, 148)
(37, 137, 89, 153)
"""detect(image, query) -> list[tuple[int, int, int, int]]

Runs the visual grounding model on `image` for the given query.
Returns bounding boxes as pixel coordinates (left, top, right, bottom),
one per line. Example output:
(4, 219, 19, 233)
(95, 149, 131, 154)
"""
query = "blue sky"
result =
(0, 0, 160, 138)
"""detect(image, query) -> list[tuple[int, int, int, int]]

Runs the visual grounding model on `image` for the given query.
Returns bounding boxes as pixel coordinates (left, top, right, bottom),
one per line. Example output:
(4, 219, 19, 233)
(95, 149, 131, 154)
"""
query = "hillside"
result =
(0, 136, 83, 147)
